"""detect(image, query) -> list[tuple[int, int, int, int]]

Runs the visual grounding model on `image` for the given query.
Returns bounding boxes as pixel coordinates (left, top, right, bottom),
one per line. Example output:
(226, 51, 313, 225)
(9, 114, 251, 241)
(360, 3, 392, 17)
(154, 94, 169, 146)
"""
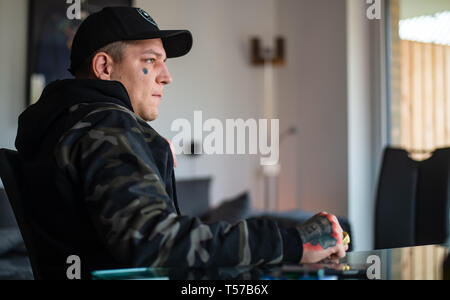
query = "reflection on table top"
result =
(342, 244, 449, 280)
(92, 244, 449, 280)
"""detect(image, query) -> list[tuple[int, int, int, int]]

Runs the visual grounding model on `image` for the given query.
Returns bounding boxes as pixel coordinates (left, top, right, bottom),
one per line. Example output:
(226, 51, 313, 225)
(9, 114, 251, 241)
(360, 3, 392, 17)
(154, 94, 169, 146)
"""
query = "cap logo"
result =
(137, 8, 158, 27)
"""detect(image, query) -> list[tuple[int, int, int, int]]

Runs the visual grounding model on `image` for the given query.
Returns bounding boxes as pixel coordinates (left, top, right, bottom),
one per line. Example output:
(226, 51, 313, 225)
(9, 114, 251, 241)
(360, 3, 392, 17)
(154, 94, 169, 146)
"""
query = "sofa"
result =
(177, 179, 354, 251)
(0, 189, 33, 280)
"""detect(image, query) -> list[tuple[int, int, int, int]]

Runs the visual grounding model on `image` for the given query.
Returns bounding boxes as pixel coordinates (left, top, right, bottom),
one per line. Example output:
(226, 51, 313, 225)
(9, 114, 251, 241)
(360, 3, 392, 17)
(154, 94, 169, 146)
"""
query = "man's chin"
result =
(143, 111, 158, 122)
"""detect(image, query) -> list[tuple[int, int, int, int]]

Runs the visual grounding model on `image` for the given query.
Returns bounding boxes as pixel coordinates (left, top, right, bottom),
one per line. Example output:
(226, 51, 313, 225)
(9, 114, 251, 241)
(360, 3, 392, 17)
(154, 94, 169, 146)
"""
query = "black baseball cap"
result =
(69, 7, 193, 74)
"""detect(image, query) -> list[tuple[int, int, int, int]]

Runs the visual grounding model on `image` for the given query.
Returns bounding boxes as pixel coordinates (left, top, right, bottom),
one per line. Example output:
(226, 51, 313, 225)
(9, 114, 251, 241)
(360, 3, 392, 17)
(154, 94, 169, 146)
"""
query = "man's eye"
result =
(145, 58, 156, 64)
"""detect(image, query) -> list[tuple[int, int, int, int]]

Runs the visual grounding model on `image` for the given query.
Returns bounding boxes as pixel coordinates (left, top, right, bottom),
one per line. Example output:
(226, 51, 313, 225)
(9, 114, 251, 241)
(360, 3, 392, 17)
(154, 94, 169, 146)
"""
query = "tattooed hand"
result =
(297, 212, 348, 264)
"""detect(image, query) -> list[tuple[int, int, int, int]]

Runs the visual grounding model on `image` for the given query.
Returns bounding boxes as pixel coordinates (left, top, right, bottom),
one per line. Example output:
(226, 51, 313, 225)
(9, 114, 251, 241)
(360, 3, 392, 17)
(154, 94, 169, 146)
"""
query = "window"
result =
(388, 0, 450, 160)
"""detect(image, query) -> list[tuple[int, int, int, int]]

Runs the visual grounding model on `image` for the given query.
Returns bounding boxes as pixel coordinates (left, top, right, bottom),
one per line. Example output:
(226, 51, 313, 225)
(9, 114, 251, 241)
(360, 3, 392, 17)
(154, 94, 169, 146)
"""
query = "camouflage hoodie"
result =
(15, 79, 303, 279)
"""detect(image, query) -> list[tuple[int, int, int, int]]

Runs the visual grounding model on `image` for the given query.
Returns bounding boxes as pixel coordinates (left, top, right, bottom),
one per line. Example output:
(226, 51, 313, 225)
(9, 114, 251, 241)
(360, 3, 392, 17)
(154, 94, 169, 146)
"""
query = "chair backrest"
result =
(375, 147, 450, 249)
(375, 148, 418, 249)
(0, 149, 40, 279)
(415, 148, 450, 245)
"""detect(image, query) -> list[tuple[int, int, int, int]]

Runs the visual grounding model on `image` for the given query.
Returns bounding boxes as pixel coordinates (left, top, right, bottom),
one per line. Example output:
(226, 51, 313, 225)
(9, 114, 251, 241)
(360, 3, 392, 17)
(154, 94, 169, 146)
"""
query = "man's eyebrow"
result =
(141, 49, 167, 61)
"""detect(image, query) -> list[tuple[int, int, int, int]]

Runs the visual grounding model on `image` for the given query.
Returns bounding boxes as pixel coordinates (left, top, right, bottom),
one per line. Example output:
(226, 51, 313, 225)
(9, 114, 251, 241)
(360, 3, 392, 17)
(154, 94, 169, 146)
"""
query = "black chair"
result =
(375, 147, 450, 249)
(415, 148, 450, 246)
(0, 149, 40, 279)
(375, 148, 418, 249)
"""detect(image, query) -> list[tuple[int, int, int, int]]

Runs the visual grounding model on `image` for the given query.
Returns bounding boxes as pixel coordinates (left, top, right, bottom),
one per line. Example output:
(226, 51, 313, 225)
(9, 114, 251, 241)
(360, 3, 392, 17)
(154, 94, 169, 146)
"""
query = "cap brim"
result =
(127, 30, 193, 58)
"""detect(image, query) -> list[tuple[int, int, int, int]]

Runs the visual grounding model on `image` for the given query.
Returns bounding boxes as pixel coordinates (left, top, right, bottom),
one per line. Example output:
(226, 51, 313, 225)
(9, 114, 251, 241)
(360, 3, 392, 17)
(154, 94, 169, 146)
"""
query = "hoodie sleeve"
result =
(54, 105, 303, 268)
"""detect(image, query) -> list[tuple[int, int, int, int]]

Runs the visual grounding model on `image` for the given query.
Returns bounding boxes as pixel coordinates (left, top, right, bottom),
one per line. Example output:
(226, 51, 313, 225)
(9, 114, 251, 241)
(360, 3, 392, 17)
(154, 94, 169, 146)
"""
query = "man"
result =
(15, 7, 348, 279)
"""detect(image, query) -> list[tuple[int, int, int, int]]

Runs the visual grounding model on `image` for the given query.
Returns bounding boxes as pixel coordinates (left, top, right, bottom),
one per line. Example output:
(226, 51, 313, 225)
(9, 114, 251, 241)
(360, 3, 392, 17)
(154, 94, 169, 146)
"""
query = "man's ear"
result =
(92, 52, 114, 80)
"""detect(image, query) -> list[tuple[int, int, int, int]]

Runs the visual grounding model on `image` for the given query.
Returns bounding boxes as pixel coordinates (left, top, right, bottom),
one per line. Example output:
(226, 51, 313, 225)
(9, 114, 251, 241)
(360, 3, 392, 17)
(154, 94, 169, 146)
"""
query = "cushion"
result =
(200, 192, 251, 224)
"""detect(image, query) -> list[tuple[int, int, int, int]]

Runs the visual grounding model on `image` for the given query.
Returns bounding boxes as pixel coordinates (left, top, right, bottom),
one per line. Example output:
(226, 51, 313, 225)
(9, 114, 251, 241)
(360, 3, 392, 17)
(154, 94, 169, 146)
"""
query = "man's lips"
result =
(152, 94, 162, 99)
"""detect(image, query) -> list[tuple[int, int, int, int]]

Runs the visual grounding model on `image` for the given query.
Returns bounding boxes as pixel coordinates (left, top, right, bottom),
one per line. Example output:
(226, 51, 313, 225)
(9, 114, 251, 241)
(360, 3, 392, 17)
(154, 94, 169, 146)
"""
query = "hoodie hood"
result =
(16, 79, 134, 158)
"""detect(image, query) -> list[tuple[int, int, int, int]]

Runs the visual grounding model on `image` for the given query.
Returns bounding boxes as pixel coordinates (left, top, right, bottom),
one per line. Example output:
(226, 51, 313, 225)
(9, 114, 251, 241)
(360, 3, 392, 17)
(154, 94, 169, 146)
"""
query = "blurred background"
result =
(0, 0, 449, 253)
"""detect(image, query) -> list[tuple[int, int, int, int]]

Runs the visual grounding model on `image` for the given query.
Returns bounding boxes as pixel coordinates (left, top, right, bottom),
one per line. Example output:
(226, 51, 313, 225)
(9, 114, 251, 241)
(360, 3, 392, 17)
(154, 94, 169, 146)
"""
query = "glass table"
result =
(92, 244, 449, 280)
(342, 244, 449, 280)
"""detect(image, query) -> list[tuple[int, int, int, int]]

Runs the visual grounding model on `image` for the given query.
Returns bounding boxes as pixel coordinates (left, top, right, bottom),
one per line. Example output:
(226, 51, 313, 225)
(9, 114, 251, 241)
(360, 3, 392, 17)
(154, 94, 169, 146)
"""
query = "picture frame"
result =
(26, 0, 132, 106)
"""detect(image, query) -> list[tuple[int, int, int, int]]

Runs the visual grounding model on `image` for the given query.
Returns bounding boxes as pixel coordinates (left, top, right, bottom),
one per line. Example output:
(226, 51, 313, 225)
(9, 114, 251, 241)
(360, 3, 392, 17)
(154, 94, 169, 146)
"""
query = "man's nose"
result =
(156, 63, 172, 85)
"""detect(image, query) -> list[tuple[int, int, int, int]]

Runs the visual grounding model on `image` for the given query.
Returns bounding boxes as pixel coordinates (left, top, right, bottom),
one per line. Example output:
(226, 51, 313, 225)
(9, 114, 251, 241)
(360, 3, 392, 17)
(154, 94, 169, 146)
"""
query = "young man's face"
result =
(110, 38, 172, 122)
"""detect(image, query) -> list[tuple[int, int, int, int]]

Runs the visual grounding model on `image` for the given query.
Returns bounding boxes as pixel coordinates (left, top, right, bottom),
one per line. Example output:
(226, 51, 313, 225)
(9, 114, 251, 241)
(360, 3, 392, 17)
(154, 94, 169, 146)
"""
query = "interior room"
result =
(0, 0, 449, 281)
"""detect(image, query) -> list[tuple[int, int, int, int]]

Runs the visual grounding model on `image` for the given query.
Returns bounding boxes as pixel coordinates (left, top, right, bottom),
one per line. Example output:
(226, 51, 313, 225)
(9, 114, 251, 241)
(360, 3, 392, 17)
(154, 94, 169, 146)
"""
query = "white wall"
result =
(0, 0, 28, 187)
(346, 0, 388, 251)
(347, 0, 376, 251)
(275, 0, 349, 217)
(137, 0, 352, 216)
(137, 0, 351, 215)
(276, 0, 386, 250)
(135, 0, 277, 208)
